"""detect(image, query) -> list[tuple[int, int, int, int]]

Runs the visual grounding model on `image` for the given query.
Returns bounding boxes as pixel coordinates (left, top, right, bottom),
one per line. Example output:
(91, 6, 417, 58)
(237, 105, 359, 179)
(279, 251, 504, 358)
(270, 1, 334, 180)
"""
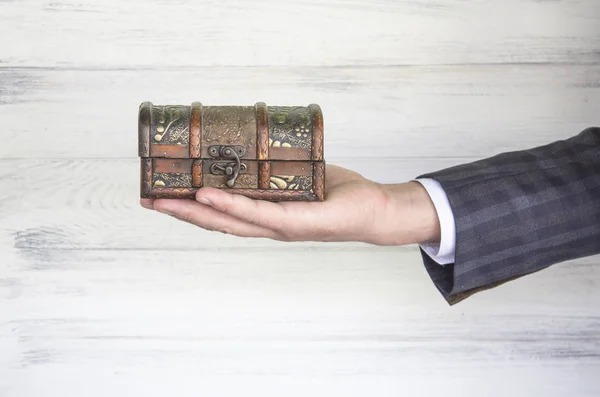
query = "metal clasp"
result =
(208, 145, 247, 188)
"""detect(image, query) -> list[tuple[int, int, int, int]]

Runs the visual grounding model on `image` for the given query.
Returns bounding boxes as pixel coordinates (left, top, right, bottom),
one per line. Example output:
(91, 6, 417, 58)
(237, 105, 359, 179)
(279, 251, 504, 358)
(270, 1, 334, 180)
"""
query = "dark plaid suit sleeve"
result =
(418, 127, 600, 305)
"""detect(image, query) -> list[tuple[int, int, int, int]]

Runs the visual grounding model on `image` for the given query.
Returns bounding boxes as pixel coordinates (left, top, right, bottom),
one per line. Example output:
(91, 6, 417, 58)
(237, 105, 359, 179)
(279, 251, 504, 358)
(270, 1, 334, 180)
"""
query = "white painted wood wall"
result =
(1, 1, 599, 395)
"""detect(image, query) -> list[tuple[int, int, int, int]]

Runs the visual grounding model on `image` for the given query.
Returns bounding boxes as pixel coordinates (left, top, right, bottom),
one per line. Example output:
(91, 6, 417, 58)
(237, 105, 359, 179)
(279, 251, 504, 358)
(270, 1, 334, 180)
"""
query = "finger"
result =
(194, 188, 288, 231)
(140, 198, 155, 210)
(153, 198, 280, 239)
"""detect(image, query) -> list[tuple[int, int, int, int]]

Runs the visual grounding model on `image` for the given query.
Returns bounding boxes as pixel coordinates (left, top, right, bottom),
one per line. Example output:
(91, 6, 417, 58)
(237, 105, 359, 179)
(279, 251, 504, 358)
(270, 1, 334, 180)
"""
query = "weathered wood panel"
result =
(1, 0, 599, 395)
(1, 0, 599, 68)
(0, 65, 598, 159)
(1, 249, 599, 396)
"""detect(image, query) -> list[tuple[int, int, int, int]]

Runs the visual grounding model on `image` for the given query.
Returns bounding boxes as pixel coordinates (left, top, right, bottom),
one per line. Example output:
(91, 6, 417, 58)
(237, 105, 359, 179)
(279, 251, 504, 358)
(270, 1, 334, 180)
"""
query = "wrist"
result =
(374, 182, 441, 246)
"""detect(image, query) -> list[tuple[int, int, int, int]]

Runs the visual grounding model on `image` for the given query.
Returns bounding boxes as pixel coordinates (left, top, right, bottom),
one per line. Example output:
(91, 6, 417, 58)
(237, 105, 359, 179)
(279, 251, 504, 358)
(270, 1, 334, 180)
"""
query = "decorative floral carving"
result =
(269, 175, 312, 190)
(153, 172, 192, 188)
(202, 106, 256, 146)
(203, 174, 258, 189)
(141, 158, 152, 197)
(267, 106, 312, 149)
(151, 105, 190, 145)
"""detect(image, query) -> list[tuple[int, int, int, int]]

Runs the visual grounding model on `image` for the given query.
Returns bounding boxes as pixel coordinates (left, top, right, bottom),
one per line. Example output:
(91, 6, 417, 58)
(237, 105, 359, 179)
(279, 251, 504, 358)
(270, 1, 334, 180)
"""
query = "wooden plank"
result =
(268, 147, 311, 161)
(270, 161, 312, 176)
(1, 248, 599, 396)
(3, 249, 599, 315)
(152, 158, 192, 174)
(1, 65, 599, 159)
(0, 0, 599, 68)
(149, 144, 189, 159)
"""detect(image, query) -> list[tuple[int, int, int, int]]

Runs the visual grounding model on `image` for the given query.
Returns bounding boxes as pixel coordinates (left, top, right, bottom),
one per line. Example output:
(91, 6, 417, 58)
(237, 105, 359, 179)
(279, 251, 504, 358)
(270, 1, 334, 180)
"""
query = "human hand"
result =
(141, 165, 440, 246)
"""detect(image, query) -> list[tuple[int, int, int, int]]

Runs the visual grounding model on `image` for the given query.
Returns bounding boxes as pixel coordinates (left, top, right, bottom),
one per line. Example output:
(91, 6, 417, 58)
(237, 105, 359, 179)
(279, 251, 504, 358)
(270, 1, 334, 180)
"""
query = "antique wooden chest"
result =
(139, 102, 325, 201)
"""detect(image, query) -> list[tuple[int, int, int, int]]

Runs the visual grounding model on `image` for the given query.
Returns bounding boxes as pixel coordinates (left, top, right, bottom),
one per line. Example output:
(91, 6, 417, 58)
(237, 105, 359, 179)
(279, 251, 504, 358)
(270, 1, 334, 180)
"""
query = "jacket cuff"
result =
(414, 178, 456, 265)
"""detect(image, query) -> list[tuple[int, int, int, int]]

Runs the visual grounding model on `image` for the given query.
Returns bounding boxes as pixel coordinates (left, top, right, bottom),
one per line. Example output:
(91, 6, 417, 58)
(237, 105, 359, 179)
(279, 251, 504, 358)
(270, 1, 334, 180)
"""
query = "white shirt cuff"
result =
(414, 178, 456, 265)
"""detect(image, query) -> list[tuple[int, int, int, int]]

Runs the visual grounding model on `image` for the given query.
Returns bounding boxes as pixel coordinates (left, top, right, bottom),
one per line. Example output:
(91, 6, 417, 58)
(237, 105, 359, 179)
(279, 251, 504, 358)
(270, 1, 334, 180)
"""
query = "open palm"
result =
(141, 165, 438, 246)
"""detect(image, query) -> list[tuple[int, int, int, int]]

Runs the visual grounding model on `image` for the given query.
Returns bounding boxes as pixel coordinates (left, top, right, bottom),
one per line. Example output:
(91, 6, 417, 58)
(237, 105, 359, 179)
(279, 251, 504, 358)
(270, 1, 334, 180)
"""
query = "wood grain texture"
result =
(1, 248, 599, 396)
(1, 65, 599, 159)
(1, 0, 599, 68)
(1, 0, 600, 395)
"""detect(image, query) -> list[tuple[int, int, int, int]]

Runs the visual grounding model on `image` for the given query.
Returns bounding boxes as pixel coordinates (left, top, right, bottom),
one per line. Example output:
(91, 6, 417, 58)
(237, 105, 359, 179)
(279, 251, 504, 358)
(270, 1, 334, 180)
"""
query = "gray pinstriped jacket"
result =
(419, 127, 600, 304)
